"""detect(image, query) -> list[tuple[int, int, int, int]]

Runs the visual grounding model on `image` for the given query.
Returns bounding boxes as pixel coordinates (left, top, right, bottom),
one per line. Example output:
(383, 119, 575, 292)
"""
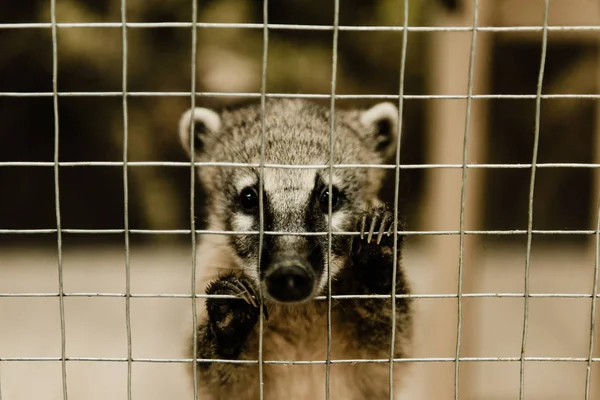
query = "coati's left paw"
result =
(351, 206, 402, 293)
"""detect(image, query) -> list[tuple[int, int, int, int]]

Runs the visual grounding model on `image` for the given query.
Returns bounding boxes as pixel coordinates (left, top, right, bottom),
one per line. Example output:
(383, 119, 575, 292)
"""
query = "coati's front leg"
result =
(196, 272, 262, 391)
(333, 206, 412, 354)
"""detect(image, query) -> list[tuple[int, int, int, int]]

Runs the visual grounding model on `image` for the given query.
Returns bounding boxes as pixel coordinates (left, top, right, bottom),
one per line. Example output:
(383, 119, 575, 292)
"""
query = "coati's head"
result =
(179, 99, 399, 304)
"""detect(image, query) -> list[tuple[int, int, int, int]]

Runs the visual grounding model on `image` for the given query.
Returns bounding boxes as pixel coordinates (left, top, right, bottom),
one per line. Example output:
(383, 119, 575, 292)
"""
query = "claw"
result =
(230, 280, 248, 301)
(237, 281, 259, 308)
(232, 279, 258, 308)
(219, 280, 257, 308)
(239, 282, 269, 321)
(367, 214, 378, 244)
(237, 288, 256, 307)
(360, 213, 367, 240)
(220, 280, 247, 303)
(377, 215, 389, 245)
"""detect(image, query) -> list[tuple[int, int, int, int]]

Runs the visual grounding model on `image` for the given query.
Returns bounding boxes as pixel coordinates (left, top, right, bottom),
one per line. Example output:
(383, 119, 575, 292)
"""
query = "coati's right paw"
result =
(205, 273, 262, 358)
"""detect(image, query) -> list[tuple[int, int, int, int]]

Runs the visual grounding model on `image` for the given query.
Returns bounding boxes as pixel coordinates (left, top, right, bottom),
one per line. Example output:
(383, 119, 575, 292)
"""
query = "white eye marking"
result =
(235, 175, 257, 193)
(232, 214, 254, 232)
(320, 173, 343, 189)
(327, 211, 347, 231)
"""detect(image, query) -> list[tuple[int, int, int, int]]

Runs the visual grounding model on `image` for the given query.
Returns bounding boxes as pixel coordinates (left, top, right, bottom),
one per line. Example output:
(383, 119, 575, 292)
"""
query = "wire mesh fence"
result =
(1, 0, 599, 399)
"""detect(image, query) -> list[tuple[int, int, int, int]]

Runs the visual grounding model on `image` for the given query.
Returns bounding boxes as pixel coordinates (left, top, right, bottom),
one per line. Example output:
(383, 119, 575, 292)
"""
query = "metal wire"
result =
(389, 0, 409, 397)
(0, 356, 597, 364)
(1, 292, 598, 300)
(257, 0, 269, 397)
(188, 0, 199, 399)
(0, 22, 598, 33)
(585, 197, 600, 399)
(455, 1, 479, 398)
(1, 161, 598, 169)
(585, 28, 600, 399)
(325, 0, 340, 398)
(2, 228, 597, 236)
(120, 1, 133, 399)
(2, 92, 600, 100)
(325, 0, 340, 400)
(519, 2, 550, 399)
(50, 0, 68, 398)
(1, 5, 596, 400)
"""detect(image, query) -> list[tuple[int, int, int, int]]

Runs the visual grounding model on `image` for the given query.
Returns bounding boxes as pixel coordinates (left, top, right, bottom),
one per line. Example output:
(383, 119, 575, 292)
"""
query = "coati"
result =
(177, 99, 413, 399)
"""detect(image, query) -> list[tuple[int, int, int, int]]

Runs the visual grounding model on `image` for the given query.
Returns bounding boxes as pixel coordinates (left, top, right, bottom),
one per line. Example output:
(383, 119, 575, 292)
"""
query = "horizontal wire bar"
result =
(0, 356, 596, 363)
(1, 162, 600, 169)
(0, 229, 596, 235)
(1, 92, 599, 100)
(0, 292, 598, 299)
(0, 22, 599, 32)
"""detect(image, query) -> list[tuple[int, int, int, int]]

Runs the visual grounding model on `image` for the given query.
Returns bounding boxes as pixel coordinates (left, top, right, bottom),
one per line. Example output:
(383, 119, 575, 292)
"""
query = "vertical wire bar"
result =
(326, 0, 340, 398)
(585, 197, 600, 399)
(50, 1, 68, 398)
(189, 0, 199, 399)
(120, 1, 132, 399)
(585, 38, 600, 399)
(389, 0, 409, 397)
(454, 1, 479, 398)
(257, 1, 269, 398)
(589, 17, 600, 400)
(519, 2, 550, 398)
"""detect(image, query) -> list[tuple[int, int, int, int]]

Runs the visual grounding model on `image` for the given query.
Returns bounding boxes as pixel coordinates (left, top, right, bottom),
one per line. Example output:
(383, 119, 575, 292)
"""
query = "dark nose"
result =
(264, 262, 314, 303)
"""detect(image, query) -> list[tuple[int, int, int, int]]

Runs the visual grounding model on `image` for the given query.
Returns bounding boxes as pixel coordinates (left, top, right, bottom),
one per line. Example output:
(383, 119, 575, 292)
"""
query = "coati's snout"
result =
(260, 238, 323, 303)
(263, 259, 314, 303)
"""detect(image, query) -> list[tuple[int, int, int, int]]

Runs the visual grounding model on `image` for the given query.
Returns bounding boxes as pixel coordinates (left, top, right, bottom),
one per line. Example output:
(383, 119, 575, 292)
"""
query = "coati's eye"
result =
(239, 187, 259, 212)
(319, 186, 342, 213)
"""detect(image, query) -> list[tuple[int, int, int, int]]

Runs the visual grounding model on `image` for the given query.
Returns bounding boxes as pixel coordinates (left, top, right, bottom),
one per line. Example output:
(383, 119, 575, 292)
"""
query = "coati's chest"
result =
(243, 305, 392, 400)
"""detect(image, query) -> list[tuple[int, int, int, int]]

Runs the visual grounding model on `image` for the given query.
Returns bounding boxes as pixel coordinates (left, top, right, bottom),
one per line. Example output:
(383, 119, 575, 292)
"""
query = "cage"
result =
(1, 0, 600, 399)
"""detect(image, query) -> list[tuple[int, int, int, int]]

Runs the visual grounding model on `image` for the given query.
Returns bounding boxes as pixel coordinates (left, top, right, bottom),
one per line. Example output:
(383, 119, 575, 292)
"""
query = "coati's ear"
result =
(178, 107, 222, 156)
(360, 102, 399, 159)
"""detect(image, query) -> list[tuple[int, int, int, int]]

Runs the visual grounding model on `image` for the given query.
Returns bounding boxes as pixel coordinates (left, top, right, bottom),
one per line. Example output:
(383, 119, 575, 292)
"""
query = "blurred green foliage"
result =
(1, 0, 596, 248)
(0, 0, 429, 245)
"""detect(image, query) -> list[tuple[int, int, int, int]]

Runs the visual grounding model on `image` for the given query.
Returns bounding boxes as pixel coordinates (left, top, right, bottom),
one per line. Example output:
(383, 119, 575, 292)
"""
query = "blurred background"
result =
(1, 0, 600, 399)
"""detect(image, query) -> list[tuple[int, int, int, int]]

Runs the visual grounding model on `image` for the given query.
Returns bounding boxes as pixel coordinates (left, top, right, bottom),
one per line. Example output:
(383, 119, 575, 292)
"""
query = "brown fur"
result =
(177, 100, 414, 399)
(190, 233, 412, 400)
